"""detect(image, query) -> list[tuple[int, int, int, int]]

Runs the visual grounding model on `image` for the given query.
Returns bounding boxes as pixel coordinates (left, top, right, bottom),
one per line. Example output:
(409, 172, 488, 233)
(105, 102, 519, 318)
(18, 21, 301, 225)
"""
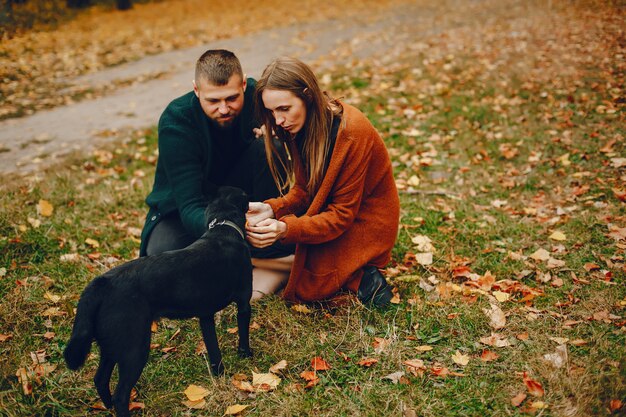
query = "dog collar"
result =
(208, 218, 245, 240)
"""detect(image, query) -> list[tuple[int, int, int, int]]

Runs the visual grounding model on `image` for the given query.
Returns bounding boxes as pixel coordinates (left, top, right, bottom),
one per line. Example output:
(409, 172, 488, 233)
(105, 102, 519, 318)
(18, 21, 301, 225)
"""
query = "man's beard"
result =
(211, 115, 237, 129)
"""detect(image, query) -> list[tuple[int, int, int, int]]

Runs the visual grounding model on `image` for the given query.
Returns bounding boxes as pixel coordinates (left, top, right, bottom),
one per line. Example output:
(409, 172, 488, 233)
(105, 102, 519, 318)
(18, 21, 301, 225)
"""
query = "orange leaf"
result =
(311, 357, 331, 371)
(523, 372, 544, 397)
(610, 399, 623, 412)
(299, 370, 318, 381)
(356, 358, 378, 367)
(511, 393, 527, 407)
(480, 350, 499, 362)
(128, 402, 145, 411)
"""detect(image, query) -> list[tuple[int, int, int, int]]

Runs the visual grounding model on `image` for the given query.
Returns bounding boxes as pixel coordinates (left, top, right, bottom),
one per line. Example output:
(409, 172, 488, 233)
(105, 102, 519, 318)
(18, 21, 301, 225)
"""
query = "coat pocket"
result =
(296, 268, 340, 302)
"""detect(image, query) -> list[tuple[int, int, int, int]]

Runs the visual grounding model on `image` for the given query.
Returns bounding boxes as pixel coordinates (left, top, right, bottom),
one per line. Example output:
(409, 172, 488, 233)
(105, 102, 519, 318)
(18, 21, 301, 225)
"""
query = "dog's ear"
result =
(218, 186, 249, 212)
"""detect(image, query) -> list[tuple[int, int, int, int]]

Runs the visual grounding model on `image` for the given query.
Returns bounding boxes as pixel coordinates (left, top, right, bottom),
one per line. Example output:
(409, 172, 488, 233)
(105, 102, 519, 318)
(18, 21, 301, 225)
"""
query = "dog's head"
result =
(204, 186, 249, 229)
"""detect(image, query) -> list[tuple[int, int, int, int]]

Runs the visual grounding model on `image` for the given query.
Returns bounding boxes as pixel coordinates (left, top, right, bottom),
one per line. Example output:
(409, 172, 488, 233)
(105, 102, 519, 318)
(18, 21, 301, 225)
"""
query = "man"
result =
(140, 49, 293, 298)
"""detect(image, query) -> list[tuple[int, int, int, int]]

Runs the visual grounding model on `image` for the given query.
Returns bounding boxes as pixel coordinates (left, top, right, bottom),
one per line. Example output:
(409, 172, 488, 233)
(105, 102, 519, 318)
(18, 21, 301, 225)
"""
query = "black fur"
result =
(64, 187, 253, 417)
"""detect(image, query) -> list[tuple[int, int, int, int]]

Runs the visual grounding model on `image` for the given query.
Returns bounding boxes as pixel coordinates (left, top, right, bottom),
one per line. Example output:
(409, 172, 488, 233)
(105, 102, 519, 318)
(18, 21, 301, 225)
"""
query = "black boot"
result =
(358, 266, 393, 307)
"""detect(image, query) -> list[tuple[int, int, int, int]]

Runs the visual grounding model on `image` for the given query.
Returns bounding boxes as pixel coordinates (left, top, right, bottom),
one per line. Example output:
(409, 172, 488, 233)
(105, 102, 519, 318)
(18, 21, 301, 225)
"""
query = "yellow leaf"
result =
(291, 304, 313, 314)
(43, 291, 61, 303)
(224, 404, 249, 415)
(548, 231, 566, 241)
(407, 175, 420, 187)
(451, 350, 470, 366)
(269, 360, 288, 374)
(85, 238, 100, 248)
(415, 345, 433, 352)
(252, 372, 281, 390)
(37, 200, 54, 217)
(183, 384, 209, 402)
(529, 248, 550, 262)
(493, 291, 510, 302)
(182, 399, 206, 409)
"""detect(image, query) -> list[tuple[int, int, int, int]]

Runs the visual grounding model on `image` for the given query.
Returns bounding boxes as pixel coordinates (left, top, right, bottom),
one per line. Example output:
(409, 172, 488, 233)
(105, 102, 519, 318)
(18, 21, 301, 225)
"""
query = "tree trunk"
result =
(116, 0, 132, 10)
(66, 0, 90, 8)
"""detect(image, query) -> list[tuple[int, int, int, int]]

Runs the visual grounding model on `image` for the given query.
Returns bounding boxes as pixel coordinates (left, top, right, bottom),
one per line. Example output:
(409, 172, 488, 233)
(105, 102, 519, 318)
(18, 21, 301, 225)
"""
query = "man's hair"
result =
(195, 49, 243, 86)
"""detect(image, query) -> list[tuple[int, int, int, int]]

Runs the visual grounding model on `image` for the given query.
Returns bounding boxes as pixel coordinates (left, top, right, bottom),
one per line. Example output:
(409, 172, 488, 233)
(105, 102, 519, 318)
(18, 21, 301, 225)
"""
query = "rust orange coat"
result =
(265, 103, 400, 302)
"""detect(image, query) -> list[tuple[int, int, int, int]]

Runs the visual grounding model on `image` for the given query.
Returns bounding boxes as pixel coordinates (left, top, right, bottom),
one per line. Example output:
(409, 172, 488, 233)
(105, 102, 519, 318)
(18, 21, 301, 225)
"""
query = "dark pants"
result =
(145, 139, 294, 258)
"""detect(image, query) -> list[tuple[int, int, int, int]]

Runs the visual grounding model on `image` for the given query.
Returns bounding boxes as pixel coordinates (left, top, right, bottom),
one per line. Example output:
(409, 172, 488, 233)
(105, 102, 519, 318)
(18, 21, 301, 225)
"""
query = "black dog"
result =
(64, 187, 253, 417)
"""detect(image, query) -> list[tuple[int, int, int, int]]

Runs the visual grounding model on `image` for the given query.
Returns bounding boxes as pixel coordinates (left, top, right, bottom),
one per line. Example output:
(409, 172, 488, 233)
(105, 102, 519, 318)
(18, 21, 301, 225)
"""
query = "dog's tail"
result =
(64, 277, 106, 370)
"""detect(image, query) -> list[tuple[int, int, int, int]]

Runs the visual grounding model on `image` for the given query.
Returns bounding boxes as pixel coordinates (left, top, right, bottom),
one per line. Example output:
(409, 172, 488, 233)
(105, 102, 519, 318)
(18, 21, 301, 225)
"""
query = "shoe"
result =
(358, 266, 393, 308)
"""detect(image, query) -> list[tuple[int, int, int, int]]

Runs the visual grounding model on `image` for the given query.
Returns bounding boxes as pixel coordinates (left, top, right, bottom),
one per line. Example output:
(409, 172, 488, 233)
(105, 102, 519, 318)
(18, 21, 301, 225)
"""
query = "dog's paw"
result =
(238, 347, 253, 358)
(210, 362, 225, 376)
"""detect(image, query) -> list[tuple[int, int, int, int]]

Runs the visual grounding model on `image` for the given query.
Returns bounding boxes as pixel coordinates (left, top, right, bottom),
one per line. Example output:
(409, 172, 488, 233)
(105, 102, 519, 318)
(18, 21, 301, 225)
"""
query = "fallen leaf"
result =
(269, 360, 288, 374)
(543, 344, 568, 368)
(530, 248, 550, 262)
(224, 404, 249, 415)
(511, 393, 527, 407)
(311, 357, 331, 371)
(43, 291, 61, 303)
(451, 350, 470, 366)
(373, 337, 392, 354)
(0, 334, 13, 342)
(523, 372, 545, 397)
(291, 304, 313, 314)
(549, 231, 567, 241)
(493, 291, 510, 302)
(85, 238, 100, 248)
(184, 384, 209, 402)
(252, 372, 281, 391)
(610, 399, 623, 413)
(299, 370, 319, 388)
(480, 333, 511, 347)
(584, 263, 600, 271)
(231, 374, 255, 393)
(415, 252, 433, 266)
(415, 345, 433, 352)
(480, 350, 499, 362)
(182, 399, 206, 409)
(129, 402, 145, 411)
(37, 200, 54, 217)
(382, 371, 405, 384)
(15, 368, 32, 395)
(59, 253, 80, 263)
(483, 302, 506, 329)
(549, 337, 569, 345)
(357, 358, 378, 367)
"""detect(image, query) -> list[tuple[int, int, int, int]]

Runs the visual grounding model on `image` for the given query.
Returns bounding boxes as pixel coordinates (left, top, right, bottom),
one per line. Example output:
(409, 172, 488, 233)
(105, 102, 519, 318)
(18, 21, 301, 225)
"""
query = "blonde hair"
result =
(255, 57, 340, 196)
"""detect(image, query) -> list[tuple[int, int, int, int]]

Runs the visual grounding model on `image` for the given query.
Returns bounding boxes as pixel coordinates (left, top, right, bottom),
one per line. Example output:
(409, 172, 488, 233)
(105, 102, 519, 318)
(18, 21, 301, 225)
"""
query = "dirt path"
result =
(0, 1, 481, 177)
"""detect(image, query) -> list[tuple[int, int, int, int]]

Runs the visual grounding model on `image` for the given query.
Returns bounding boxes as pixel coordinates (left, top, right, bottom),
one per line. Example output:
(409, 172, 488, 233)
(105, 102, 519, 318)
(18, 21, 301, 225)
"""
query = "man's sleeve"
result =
(158, 112, 213, 238)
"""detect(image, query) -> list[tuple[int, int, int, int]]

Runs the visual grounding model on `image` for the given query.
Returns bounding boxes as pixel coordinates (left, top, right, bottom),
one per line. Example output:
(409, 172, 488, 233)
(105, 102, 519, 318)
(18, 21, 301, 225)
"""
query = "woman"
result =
(246, 57, 400, 306)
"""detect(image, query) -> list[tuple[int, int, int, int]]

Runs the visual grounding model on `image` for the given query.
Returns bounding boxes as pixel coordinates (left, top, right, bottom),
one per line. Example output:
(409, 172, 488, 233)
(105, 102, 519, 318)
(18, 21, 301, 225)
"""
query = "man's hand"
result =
(246, 202, 274, 226)
(246, 219, 287, 248)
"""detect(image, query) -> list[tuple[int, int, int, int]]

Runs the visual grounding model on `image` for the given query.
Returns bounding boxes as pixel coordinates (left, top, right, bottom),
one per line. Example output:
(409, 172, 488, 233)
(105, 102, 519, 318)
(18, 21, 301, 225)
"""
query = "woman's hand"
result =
(246, 202, 275, 226)
(246, 218, 287, 248)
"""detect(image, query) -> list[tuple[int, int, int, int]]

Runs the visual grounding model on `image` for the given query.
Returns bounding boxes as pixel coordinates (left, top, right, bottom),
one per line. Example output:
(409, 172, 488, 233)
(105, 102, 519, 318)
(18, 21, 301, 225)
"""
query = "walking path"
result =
(0, 1, 467, 177)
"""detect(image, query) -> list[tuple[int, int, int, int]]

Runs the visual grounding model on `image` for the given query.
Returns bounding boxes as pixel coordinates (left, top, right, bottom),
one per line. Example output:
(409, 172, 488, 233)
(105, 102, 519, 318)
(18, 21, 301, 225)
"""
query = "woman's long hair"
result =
(255, 57, 340, 196)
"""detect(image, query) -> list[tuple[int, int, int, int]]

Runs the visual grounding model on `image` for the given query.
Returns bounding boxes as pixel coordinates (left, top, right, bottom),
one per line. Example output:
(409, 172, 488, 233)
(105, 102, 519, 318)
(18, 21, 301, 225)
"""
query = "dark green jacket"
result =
(139, 78, 257, 256)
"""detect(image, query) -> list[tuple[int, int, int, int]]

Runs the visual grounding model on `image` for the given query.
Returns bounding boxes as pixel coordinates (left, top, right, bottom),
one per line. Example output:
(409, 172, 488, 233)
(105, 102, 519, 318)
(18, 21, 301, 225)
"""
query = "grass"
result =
(0, 0, 625, 416)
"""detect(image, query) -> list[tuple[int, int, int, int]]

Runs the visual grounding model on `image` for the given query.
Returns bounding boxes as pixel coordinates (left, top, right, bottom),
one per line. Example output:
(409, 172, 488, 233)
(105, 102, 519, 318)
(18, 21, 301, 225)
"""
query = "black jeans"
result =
(145, 139, 294, 258)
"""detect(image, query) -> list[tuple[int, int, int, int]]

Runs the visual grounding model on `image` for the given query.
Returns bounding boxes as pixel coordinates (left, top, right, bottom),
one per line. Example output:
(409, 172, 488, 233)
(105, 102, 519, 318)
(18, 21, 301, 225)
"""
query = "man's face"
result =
(193, 74, 246, 129)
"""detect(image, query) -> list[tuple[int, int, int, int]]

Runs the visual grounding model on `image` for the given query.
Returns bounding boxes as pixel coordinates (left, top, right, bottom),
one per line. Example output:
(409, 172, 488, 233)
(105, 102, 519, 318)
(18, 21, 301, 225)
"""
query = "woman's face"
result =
(261, 89, 307, 135)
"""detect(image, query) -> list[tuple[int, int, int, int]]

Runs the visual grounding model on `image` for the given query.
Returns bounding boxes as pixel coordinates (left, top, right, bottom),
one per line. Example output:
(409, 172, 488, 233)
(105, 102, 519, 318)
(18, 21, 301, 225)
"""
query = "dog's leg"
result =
(199, 316, 224, 375)
(94, 354, 115, 409)
(236, 299, 253, 358)
(111, 326, 150, 417)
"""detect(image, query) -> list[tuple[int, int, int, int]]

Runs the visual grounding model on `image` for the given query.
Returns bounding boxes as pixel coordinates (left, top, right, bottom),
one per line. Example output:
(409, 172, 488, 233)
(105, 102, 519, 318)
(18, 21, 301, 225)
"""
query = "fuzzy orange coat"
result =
(265, 103, 400, 302)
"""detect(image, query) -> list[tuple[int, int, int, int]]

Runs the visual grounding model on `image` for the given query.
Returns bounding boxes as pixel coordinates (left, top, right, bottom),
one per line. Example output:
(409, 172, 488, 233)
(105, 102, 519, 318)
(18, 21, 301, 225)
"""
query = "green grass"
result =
(1, 1, 625, 416)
